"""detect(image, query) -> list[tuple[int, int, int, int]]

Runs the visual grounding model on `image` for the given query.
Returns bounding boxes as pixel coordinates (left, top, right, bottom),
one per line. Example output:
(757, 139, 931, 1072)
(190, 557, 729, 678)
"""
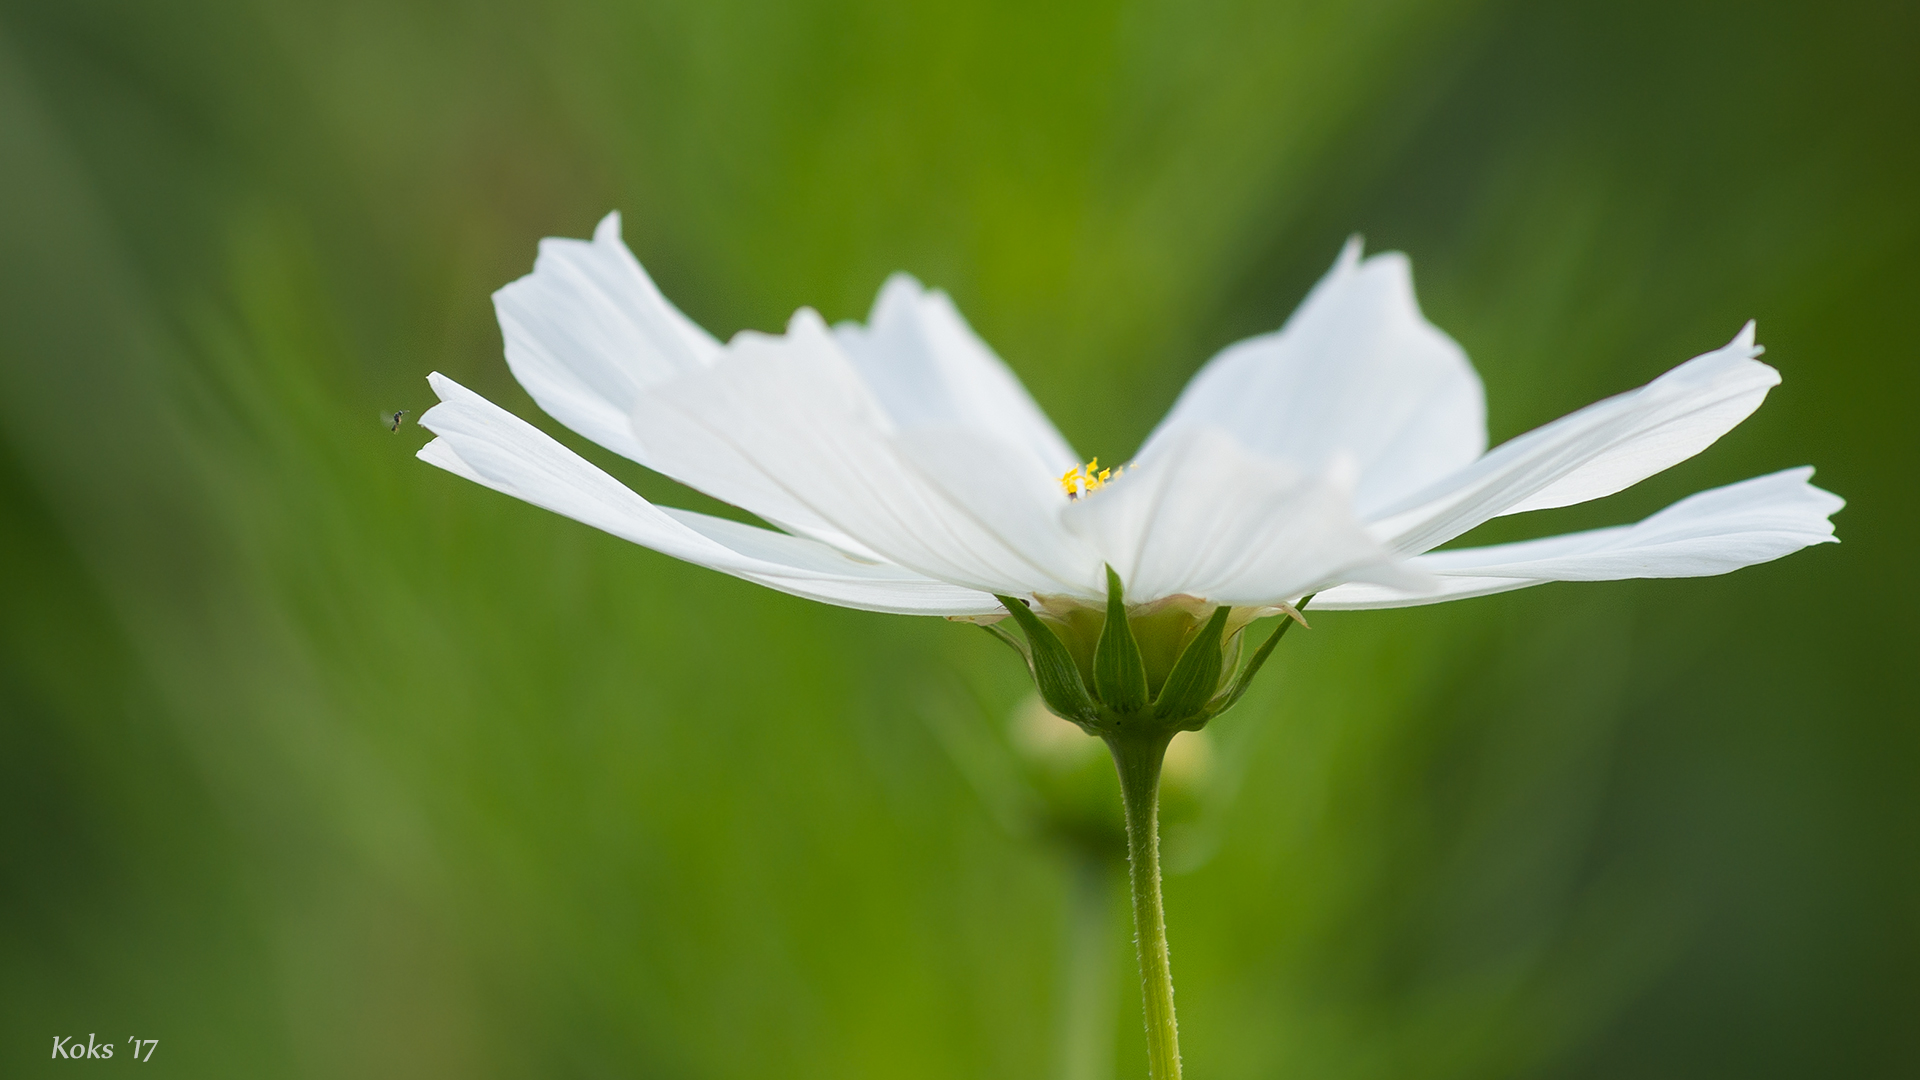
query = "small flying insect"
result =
(385, 409, 409, 433)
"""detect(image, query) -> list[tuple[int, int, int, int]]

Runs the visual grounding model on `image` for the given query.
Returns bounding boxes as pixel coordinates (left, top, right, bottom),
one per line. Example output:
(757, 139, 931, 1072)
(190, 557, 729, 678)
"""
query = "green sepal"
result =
(1092, 567, 1150, 714)
(1215, 595, 1312, 715)
(996, 595, 1101, 726)
(1151, 604, 1230, 722)
(977, 622, 1028, 661)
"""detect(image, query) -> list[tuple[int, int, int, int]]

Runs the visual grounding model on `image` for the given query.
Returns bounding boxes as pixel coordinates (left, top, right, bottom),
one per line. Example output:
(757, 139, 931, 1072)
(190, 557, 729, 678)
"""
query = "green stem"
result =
(1108, 731, 1181, 1080)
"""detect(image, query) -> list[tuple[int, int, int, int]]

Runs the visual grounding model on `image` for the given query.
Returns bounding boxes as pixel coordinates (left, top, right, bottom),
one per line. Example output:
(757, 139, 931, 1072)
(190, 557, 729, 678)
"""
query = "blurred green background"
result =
(1, 0, 1914, 1076)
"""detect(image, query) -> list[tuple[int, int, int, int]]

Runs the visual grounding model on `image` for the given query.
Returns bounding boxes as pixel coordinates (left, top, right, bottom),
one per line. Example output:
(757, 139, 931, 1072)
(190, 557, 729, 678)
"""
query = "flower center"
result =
(1058, 457, 1127, 500)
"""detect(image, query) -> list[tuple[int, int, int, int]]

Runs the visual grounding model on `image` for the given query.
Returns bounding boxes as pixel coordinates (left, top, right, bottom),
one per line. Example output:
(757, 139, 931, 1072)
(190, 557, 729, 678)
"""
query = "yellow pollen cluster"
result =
(1059, 457, 1126, 500)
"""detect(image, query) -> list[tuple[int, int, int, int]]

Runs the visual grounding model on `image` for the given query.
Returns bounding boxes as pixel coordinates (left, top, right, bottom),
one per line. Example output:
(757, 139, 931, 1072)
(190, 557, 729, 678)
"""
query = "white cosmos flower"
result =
(419, 213, 1841, 618)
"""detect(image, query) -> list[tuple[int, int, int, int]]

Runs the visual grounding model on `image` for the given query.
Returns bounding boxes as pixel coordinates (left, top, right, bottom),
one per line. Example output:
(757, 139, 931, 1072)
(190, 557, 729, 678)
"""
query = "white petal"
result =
(495, 214, 875, 553)
(492, 212, 721, 464)
(631, 314, 1100, 597)
(1135, 239, 1486, 518)
(1502, 322, 1779, 515)
(890, 425, 1107, 595)
(417, 373, 1001, 616)
(660, 508, 1007, 614)
(1313, 467, 1841, 610)
(1306, 574, 1547, 610)
(1063, 426, 1428, 606)
(1368, 326, 1780, 555)
(833, 274, 1080, 475)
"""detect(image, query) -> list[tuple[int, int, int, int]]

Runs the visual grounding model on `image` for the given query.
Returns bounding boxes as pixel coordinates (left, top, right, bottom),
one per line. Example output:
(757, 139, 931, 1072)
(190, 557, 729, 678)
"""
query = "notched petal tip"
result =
(594, 211, 623, 244)
(419, 371, 466, 424)
(786, 306, 831, 336)
(877, 270, 929, 303)
(1337, 234, 1365, 271)
(415, 435, 466, 473)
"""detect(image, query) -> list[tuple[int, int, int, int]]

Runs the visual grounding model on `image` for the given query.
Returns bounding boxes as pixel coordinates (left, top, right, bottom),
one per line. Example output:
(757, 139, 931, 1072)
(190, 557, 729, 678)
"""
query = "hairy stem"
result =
(1108, 731, 1181, 1080)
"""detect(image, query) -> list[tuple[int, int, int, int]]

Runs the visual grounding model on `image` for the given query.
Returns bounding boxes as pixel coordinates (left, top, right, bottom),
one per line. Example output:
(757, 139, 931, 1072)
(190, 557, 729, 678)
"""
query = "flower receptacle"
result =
(990, 570, 1307, 741)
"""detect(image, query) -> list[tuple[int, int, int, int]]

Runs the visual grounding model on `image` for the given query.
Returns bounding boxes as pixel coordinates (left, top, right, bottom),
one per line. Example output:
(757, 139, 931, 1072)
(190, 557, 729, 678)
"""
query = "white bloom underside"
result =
(420, 213, 1841, 617)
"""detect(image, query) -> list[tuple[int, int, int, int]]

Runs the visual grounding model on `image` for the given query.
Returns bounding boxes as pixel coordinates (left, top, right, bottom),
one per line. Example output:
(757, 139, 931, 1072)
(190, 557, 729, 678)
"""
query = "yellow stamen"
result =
(1058, 457, 1128, 500)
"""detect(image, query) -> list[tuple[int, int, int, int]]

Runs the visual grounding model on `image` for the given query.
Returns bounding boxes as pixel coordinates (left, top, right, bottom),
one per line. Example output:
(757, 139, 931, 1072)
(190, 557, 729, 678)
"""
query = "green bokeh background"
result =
(1, 0, 1914, 1076)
